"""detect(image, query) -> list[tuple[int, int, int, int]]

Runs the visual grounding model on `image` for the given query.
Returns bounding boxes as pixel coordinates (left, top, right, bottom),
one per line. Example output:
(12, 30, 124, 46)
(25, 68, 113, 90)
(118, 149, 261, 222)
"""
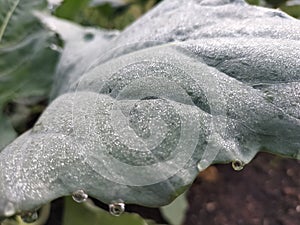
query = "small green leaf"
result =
(54, 0, 91, 21)
(160, 192, 188, 225)
(63, 197, 148, 225)
(246, 0, 261, 5)
(280, 5, 300, 18)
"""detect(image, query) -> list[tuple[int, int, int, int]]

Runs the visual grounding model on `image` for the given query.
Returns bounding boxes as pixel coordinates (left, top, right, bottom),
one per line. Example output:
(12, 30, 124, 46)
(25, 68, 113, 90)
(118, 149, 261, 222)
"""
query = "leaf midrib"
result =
(0, 0, 20, 44)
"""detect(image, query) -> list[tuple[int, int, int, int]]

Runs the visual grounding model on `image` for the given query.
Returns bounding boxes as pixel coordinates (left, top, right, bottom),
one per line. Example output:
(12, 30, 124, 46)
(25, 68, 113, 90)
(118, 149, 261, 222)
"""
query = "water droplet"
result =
(109, 200, 125, 216)
(21, 211, 38, 223)
(49, 43, 63, 53)
(67, 127, 74, 135)
(197, 159, 209, 171)
(231, 160, 245, 171)
(47, 0, 63, 13)
(4, 202, 15, 217)
(72, 190, 88, 203)
(48, 4, 57, 13)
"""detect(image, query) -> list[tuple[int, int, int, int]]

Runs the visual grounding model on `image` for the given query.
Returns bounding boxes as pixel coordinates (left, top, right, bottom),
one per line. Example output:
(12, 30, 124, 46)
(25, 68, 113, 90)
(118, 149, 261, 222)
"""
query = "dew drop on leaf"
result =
(3, 202, 15, 217)
(47, 0, 63, 13)
(72, 190, 88, 203)
(197, 159, 209, 172)
(109, 200, 125, 216)
(21, 211, 38, 223)
(231, 160, 245, 171)
(49, 43, 63, 52)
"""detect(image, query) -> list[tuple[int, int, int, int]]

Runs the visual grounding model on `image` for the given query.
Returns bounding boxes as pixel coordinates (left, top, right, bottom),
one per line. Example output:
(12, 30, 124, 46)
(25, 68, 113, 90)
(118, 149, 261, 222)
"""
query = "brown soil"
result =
(184, 153, 300, 225)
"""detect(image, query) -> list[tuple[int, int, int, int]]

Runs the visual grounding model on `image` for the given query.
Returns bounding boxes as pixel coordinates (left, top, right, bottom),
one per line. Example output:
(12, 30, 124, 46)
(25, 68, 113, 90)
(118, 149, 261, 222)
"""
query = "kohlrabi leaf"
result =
(0, 0, 300, 217)
(0, 0, 59, 149)
(0, 114, 17, 150)
(34, 12, 119, 98)
(0, 0, 58, 100)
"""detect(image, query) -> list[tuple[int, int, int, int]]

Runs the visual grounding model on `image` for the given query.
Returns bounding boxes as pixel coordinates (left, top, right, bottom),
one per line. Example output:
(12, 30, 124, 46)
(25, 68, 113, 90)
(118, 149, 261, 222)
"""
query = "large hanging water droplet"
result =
(21, 211, 38, 223)
(72, 190, 88, 203)
(49, 43, 63, 53)
(197, 159, 209, 172)
(231, 160, 245, 171)
(109, 200, 125, 216)
(4, 202, 15, 217)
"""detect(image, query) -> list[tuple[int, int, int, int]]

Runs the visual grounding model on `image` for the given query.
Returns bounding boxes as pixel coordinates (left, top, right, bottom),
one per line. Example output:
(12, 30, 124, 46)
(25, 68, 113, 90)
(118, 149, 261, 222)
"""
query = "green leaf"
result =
(245, 0, 261, 5)
(63, 197, 149, 225)
(54, 0, 158, 30)
(54, 0, 90, 21)
(34, 12, 119, 98)
(280, 5, 300, 18)
(160, 192, 188, 225)
(0, 0, 46, 45)
(0, 114, 16, 151)
(0, 0, 59, 149)
(1, 0, 300, 217)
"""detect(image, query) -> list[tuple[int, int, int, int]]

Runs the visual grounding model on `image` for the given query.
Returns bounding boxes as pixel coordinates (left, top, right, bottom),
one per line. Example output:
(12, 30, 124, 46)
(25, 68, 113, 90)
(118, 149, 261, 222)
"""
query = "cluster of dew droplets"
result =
(109, 200, 125, 216)
(71, 190, 125, 216)
(231, 160, 245, 171)
(21, 211, 39, 223)
(72, 190, 88, 203)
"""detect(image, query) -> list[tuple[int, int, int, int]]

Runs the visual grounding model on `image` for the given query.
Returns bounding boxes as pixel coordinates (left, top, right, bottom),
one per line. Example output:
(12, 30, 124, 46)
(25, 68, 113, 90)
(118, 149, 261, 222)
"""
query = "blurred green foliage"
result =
(246, 0, 300, 17)
(55, 0, 162, 30)
(54, 0, 300, 31)
(63, 197, 153, 225)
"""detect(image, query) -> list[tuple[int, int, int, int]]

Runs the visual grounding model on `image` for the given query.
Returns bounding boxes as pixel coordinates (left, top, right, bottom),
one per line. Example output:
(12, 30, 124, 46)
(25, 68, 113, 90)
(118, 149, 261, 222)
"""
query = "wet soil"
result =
(184, 153, 300, 225)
